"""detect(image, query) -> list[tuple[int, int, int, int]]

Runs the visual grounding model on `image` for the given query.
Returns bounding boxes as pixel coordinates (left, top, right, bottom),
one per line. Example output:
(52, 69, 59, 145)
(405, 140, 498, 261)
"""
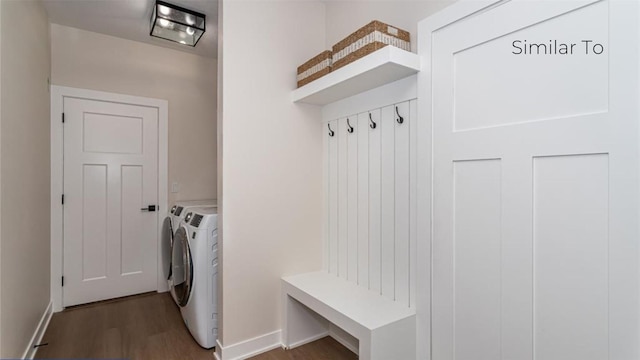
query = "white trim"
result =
(292, 46, 420, 105)
(50, 85, 169, 311)
(415, 1, 503, 360)
(157, 95, 169, 293)
(329, 325, 358, 355)
(288, 331, 329, 350)
(322, 75, 417, 122)
(50, 86, 63, 312)
(0, 1, 3, 354)
(21, 301, 53, 360)
(215, 330, 282, 360)
(322, 122, 329, 272)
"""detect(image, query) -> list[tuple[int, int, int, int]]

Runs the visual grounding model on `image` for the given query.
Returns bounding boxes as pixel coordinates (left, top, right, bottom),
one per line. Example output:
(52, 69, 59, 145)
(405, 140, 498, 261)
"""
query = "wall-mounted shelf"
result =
(291, 46, 420, 105)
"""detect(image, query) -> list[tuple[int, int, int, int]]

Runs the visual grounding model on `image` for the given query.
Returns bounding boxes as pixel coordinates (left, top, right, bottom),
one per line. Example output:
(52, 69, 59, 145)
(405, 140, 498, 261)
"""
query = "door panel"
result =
(452, 2, 608, 131)
(453, 159, 502, 360)
(533, 154, 609, 360)
(121, 165, 145, 275)
(82, 164, 108, 280)
(83, 113, 143, 154)
(430, 1, 639, 359)
(63, 97, 159, 307)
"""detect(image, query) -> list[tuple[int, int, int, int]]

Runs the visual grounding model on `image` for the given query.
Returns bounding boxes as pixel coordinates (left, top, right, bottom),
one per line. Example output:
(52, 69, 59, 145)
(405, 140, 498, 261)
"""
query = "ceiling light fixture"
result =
(150, 0, 205, 47)
(158, 5, 171, 15)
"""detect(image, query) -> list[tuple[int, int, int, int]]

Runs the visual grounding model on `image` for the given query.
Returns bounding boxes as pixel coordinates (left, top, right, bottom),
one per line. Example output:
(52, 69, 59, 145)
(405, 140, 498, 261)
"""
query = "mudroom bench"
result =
(281, 271, 415, 360)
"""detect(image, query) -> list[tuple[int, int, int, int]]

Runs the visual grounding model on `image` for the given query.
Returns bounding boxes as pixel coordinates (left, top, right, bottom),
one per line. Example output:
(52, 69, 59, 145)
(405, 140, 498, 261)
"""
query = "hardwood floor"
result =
(36, 292, 212, 360)
(36, 292, 357, 360)
(249, 338, 357, 360)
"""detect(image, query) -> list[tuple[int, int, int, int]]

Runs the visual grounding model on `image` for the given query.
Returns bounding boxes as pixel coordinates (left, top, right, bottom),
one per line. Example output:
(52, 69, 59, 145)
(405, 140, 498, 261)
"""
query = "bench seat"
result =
(282, 271, 416, 360)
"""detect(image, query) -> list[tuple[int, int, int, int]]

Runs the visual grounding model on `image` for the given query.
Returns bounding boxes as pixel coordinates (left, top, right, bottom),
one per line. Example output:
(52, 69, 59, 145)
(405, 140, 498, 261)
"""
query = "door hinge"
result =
(61, 194, 64, 205)
(62, 113, 65, 123)
(61, 276, 64, 287)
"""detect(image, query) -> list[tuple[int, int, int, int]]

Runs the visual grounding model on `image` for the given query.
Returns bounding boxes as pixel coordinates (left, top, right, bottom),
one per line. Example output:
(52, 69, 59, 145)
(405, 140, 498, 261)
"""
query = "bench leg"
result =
(359, 316, 416, 360)
(282, 294, 329, 350)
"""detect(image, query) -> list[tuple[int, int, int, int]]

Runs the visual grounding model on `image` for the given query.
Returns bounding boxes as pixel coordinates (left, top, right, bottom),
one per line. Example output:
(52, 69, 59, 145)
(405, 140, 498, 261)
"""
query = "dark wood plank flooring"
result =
(36, 292, 357, 360)
(250, 338, 357, 360)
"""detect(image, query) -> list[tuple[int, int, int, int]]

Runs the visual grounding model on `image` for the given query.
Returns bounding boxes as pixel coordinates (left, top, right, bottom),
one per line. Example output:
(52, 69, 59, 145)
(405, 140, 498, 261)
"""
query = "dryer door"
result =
(172, 226, 193, 307)
(162, 216, 174, 280)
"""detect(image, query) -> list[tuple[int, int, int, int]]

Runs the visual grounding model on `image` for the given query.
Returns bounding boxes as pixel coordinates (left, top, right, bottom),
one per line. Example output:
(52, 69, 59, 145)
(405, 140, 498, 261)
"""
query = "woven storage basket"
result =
(332, 20, 411, 71)
(297, 50, 333, 88)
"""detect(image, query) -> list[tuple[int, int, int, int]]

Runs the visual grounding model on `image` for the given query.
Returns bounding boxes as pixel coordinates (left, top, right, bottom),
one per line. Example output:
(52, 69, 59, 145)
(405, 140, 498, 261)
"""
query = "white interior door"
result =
(63, 96, 159, 307)
(429, 1, 639, 359)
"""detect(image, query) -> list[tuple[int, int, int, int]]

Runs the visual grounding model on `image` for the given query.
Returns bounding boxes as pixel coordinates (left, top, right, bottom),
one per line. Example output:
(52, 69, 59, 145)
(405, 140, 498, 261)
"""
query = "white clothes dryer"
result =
(170, 199, 218, 232)
(162, 200, 217, 304)
(171, 207, 218, 349)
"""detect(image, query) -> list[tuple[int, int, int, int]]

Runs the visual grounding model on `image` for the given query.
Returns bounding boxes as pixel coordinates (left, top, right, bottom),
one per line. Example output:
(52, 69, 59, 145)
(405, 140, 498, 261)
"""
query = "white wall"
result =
(0, 0, 51, 357)
(50, 24, 217, 205)
(324, 0, 453, 52)
(216, 0, 458, 352)
(218, 0, 326, 347)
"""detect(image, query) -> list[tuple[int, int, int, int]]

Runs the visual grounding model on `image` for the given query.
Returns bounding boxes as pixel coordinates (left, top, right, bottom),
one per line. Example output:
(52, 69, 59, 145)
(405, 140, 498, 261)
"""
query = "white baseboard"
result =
(287, 331, 329, 350)
(22, 300, 53, 359)
(215, 330, 282, 360)
(329, 324, 359, 355)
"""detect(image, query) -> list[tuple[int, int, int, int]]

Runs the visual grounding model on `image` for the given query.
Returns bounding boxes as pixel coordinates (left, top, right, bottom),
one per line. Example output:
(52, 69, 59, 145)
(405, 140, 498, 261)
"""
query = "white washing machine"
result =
(171, 207, 218, 349)
(170, 200, 218, 232)
(162, 200, 217, 303)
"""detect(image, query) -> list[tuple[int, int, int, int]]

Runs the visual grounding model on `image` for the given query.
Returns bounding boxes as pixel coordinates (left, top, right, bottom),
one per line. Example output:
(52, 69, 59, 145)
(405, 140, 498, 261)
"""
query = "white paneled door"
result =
(430, 1, 639, 359)
(63, 97, 159, 307)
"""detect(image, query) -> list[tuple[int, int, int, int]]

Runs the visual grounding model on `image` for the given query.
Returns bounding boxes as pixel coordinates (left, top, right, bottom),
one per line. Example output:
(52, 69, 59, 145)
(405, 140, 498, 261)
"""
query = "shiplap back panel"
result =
(368, 111, 382, 294)
(325, 99, 417, 308)
(337, 117, 348, 279)
(380, 105, 395, 301)
(356, 112, 370, 287)
(394, 101, 411, 306)
(328, 119, 338, 275)
(408, 100, 418, 308)
(347, 116, 359, 283)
